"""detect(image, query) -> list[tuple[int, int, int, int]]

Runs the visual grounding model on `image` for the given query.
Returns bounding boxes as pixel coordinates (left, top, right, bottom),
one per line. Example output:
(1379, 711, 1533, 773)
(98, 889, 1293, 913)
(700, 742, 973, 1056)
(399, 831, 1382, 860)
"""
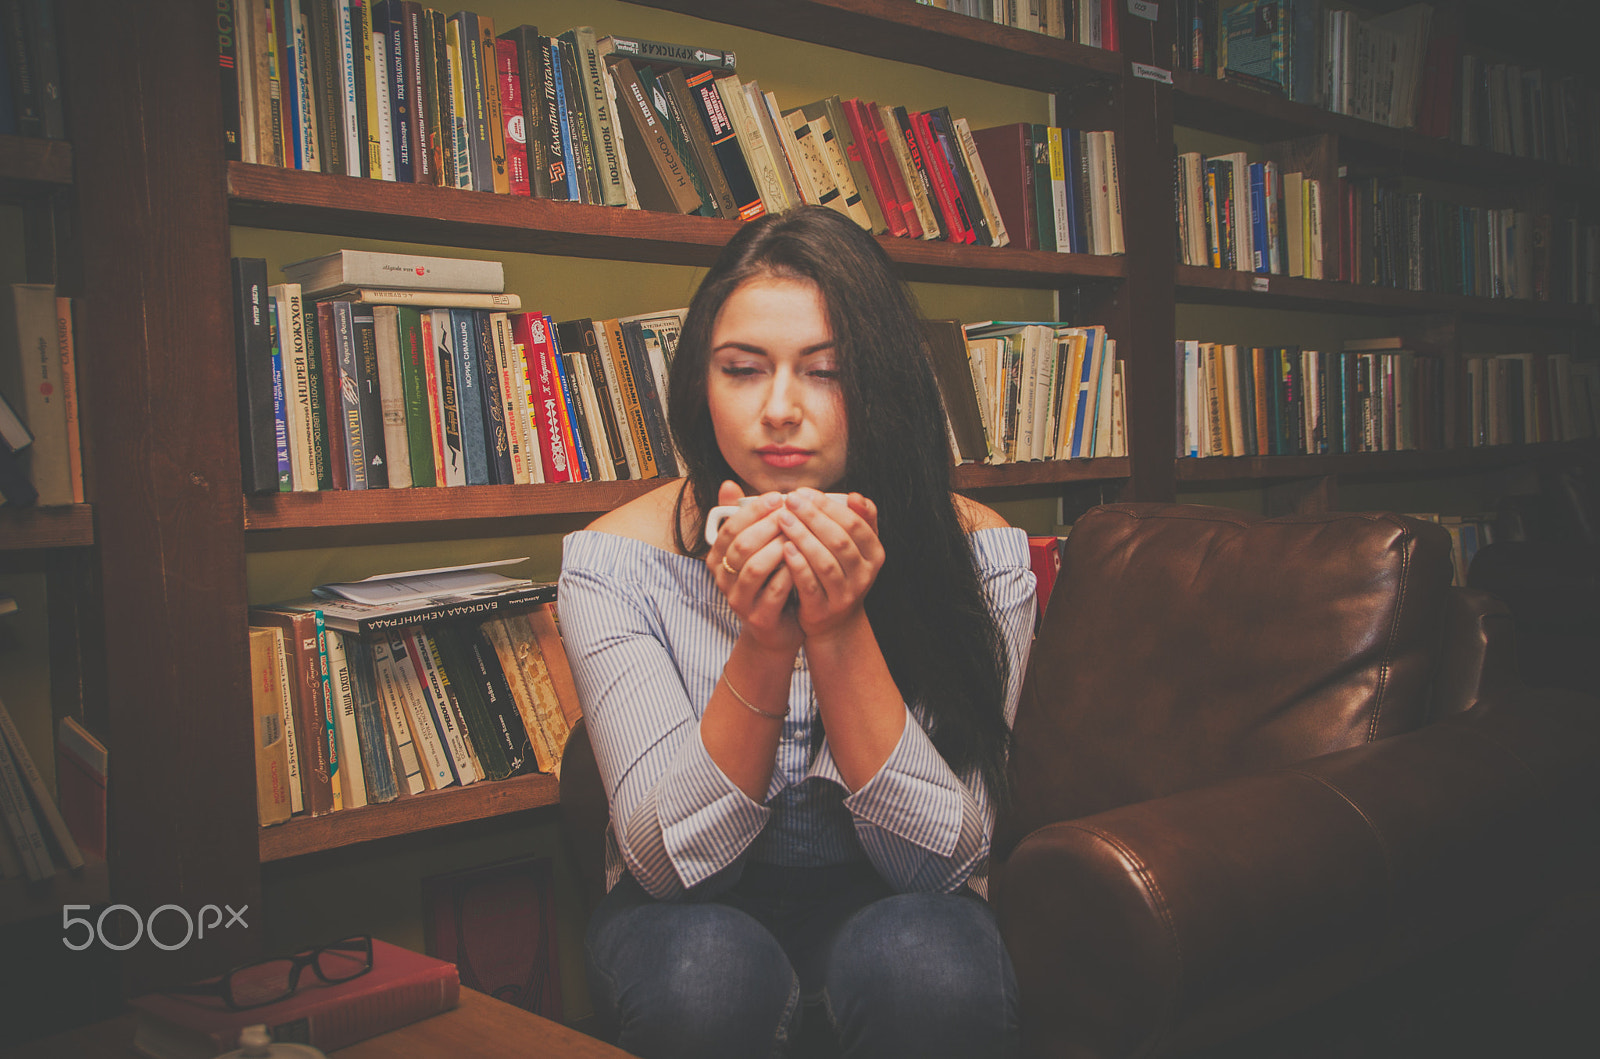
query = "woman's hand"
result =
(775, 488, 884, 642)
(707, 481, 803, 656)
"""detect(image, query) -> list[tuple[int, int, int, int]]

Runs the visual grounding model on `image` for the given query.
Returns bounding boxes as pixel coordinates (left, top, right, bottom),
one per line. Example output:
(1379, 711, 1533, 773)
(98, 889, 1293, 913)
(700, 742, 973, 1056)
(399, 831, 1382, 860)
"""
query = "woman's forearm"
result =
(804, 612, 907, 791)
(700, 634, 799, 801)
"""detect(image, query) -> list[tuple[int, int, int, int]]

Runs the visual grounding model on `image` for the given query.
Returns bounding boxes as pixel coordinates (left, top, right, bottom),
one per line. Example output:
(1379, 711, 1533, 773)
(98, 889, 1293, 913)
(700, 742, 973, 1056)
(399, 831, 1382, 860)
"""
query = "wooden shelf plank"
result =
(0, 854, 109, 928)
(259, 772, 560, 862)
(244, 479, 664, 533)
(1176, 265, 1598, 324)
(1175, 443, 1600, 482)
(0, 505, 95, 550)
(623, 0, 1122, 91)
(954, 457, 1130, 489)
(0, 135, 72, 200)
(1171, 72, 1600, 194)
(227, 163, 1124, 289)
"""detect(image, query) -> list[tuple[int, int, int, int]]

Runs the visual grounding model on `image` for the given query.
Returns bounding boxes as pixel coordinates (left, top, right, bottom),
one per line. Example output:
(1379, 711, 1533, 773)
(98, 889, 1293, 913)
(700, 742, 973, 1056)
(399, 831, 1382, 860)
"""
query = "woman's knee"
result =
(823, 892, 1018, 1057)
(588, 897, 799, 1059)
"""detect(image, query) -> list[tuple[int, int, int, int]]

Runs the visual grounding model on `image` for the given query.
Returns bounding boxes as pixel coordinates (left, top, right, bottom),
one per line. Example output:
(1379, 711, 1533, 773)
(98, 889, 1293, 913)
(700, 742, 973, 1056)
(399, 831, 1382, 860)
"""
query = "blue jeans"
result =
(585, 860, 1019, 1059)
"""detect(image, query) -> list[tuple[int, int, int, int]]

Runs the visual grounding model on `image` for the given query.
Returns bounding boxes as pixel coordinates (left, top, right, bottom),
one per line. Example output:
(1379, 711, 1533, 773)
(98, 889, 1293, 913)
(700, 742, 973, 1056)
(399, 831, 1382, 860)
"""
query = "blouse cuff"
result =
(656, 725, 772, 891)
(807, 712, 963, 858)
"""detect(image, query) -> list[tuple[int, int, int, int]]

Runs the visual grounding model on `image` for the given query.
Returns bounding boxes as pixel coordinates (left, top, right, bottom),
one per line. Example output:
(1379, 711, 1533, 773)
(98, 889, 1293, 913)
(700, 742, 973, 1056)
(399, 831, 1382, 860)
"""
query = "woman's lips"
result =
(758, 447, 810, 468)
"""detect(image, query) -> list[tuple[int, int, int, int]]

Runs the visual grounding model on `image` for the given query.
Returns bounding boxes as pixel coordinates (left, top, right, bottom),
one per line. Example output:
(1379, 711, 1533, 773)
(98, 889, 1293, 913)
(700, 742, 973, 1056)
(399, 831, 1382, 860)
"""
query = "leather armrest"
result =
(993, 689, 1600, 1059)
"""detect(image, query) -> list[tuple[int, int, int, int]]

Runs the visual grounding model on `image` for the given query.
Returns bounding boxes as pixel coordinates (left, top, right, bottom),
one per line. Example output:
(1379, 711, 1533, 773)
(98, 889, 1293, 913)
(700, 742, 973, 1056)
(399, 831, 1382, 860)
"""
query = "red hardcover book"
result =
(911, 110, 972, 244)
(865, 102, 922, 238)
(510, 312, 572, 483)
(495, 39, 531, 196)
(841, 99, 908, 238)
(423, 856, 563, 1021)
(970, 123, 1038, 251)
(1027, 536, 1062, 622)
(130, 939, 459, 1057)
(1101, 0, 1119, 51)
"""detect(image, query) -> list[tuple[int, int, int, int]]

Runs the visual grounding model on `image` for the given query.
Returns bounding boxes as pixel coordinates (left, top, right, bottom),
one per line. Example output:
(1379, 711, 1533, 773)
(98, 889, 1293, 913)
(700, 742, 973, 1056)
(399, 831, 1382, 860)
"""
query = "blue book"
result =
(549, 37, 583, 201)
(548, 320, 593, 481)
(268, 301, 293, 491)
(1069, 328, 1098, 459)
(1249, 162, 1270, 273)
(1060, 128, 1085, 255)
(450, 309, 490, 485)
(1288, 0, 1322, 106)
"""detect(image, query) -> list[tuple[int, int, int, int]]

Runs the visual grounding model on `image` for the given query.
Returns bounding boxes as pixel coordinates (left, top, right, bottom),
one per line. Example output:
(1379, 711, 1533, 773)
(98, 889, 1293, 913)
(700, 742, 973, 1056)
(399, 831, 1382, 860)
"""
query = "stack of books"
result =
(970, 123, 1125, 255)
(220, 7, 1134, 253)
(248, 561, 574, 825)
(1465, 352, 1600, 447)
(929, 320, 1126, 466)
(234, 250, 682, 495)
(2, 285, 84, 507)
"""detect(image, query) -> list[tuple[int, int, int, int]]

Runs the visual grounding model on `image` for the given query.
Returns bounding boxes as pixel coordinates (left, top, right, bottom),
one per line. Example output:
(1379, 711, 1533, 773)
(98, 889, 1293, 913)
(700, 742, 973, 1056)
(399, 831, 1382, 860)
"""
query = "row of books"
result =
(1178, 338, 1454, 458)
(233, 253, 685, 495)
(1, 284, 83, 508)
(1339, 180, 1599, 304)
(0, 0, 64, 139)
(225, 2, 1110, 254)
(1178, 337, 1600, 458)
(1175, 151, 1325, 278)
(0, 691, 100, 883)
(935, 320, 1127, 466)
(1464, 353, 1600, 449)
(1179, 2, 1600, 170)
(248, 584, 575, 825)
(916, 0, 1120, 47)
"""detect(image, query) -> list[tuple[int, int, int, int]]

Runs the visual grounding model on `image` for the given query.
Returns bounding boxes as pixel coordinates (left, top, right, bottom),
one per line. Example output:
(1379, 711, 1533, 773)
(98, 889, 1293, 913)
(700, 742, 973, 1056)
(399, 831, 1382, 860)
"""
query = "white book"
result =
(9, 285, 73, 505)
(489, 314, 530, 486)
(1110, 359, 1127, 458)
(0, 729, 52, 880)
(369, 306, 412, 489)
(384, 637, 455, 790)
(408, 632, 478, 785)
(1101, 130, 1125, 255)
(367, 641, 425, 795)
(954, 116, 1009, 248)
(509, 335, 544, 484)
(324, 630, 367, 810)
(281, 250, 505, 297)
(1184, 340, 1201, 457)
(715, 75, 789, 214)
(752, 84, 806, 209)
(572, 353, 616, 482)
(371, 26, 397, 180)
(336, 0, 363, 175)
(1093, 338, 1116, 458)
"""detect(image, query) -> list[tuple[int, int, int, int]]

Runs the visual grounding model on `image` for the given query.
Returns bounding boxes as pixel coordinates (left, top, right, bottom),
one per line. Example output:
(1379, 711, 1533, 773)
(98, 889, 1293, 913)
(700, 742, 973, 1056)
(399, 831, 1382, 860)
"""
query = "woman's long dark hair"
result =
(668, 206, 1011, 805)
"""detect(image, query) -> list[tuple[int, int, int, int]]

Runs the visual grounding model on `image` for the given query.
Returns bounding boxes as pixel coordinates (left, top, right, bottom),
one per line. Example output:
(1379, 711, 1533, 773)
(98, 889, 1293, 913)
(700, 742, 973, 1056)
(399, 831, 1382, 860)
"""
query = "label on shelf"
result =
(1129, 0, 1159, 20)
(1252, 276, 1270, 293)
(1131, 63, 1172, 85)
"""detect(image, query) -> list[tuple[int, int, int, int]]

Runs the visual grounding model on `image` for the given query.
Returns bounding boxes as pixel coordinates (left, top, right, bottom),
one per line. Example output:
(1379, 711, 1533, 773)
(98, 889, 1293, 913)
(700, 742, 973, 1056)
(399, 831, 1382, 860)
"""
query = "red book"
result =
(1101, 0, 1119, 51)
(865, 102, 922, 237)
(970, 123, 1038, 251)
(1028, 536, 1063, 622)
(495, 39, 531, 196)
(130, 939, 460, 1057)
(841, 99, 908, 238)
(510, 312, 572, 483)
(910, 110, 971, 244)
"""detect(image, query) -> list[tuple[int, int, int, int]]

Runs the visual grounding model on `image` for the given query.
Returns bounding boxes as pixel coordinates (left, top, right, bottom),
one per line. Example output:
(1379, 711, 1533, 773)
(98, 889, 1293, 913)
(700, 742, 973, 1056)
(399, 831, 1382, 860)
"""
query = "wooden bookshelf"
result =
(1176, 265, 1599, 323)
(258, 772, 560, 862)
(1171, 70, 1600, 195)
(0, 135, 72, 201)
(1176, 442, 1600, 483)
(625, 0, 1122, 91)
(0, 854, 109, 929)
(0, 505, 94, 550)
(227, 163, 1124, 288)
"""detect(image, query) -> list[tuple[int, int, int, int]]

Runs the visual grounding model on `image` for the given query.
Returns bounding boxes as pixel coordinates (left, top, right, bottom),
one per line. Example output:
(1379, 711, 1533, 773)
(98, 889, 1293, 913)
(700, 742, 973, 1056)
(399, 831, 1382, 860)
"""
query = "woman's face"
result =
(706, 275, 848, 496)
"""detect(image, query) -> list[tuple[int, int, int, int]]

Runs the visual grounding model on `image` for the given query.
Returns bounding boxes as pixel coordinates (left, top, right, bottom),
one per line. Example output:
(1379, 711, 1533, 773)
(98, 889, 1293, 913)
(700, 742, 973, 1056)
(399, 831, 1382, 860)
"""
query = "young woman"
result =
(557, 206, 1035, 1058)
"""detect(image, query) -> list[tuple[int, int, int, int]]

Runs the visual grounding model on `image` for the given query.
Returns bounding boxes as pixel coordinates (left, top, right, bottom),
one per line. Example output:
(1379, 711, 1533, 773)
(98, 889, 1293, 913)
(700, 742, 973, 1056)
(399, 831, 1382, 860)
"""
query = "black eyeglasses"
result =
(167, 935, 374, 1011)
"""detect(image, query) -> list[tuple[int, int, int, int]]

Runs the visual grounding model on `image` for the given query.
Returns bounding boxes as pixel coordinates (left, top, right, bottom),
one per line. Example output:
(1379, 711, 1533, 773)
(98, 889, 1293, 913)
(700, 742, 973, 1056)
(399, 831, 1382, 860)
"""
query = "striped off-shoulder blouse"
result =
(557, 526, 1035, 900)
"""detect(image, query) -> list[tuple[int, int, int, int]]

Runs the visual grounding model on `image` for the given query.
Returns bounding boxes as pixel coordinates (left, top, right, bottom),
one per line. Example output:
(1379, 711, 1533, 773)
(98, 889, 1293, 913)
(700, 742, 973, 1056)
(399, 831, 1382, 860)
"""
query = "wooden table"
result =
(2, 988, 630, 1058)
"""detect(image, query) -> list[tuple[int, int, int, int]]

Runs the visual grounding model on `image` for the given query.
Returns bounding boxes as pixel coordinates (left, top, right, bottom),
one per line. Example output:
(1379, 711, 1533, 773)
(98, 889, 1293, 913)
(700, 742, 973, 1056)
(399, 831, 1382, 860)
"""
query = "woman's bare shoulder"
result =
(953, 494, 1011, 533)
(584, 481, 690, 551)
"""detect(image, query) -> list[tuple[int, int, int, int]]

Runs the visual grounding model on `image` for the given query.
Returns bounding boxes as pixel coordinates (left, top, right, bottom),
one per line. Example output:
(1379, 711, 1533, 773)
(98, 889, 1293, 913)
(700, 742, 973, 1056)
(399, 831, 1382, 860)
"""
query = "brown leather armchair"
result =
(993, 504, 1600, 1058)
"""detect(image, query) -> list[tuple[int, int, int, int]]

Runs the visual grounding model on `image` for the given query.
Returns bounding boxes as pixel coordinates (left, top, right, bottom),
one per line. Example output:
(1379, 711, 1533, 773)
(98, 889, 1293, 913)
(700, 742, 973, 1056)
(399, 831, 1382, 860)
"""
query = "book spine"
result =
(572, 26, 625, 206)
(556, 35, 600, 204)
(502, 25, 553, 199)
(369, 305, 412, 488)
(342, 638, 398, 802)
(429, 627, 510, 781)
(662, 68, 732, 218)
(421, 9, 448, 183)
(384, 636, 454, 788)
(443, 16, 470, 188)
(267, 301, 293, 490)
(610, 57, 700, 214)
(337, 0, 363, 175)
(369, 639, 426, 794)
(495, 39, 530, 196)
(309, 0, 344, 175)
(431, 309, 464, 485)
(589, 322, 640, 477)
(409, 631, 478, 784)
(466, 625, 536, 776)
(324, 625, 367, 809)
(393, 307, 435, 487)
(684, 69, 764, 221)
(449, 309, 489, 485)
(233, 259, 280, 494)
(620, 320, 678, 477)
(474, 310, 515, 485)
(323, 301, 363, 489)
(251, 609, 335, 815)
(478, 618, 555, 773)
(547, 36, 582, 200)
(550, 330, 593, 481)
(517, 312, 573, 483)
(490, 313, 530, 484)
(219, 0, 244, 160)
(10, 284, 72, 505)
(400, 2, 432, 185)
(561, 319, 629, 480)
(352, 302, 388, 486)
(478, 14, 509, 194)
(460, 12, 493, 192)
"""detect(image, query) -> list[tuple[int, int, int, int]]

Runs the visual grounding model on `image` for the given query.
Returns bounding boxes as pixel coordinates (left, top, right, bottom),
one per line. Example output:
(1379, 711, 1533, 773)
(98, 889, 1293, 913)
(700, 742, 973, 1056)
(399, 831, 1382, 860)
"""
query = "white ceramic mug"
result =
(705, 492, 850, 545)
